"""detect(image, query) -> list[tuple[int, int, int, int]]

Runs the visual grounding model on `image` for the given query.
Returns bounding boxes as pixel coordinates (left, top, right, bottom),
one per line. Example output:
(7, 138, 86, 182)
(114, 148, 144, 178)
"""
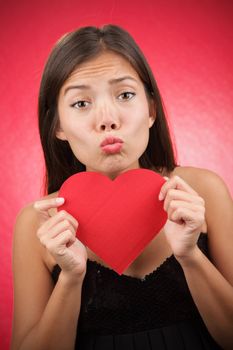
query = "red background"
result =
(1, 1, 233, 349)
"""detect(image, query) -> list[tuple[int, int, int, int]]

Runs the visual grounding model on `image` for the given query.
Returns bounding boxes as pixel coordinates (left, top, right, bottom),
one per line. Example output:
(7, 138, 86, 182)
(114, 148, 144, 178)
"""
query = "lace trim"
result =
(87, 254, 174, 282)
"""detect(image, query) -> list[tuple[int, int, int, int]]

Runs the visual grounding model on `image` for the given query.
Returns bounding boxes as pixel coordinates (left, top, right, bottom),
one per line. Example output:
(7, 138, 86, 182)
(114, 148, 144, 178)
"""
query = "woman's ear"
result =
(149, 115, 156, 128)
(148, 99, 156, 128)
(56, 127, 67, 141)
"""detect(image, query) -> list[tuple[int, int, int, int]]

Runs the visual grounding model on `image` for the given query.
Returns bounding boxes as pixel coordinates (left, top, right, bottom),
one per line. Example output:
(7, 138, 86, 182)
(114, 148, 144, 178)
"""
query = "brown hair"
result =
(38, 24, 178, 194)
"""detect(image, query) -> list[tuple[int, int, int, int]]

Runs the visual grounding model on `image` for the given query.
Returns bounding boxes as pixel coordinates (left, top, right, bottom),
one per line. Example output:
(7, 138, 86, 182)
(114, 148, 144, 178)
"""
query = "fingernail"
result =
(158, 192, 164, 201)
(163, 176, 169, 181)
(56, 197, 65, 204)
(33, 201, 39, 209)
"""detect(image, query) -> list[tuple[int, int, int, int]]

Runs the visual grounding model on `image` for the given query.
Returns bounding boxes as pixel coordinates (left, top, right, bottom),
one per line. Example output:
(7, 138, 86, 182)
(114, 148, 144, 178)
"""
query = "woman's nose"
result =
(99, 121, 118, 131)
(96, 106, 121, 132)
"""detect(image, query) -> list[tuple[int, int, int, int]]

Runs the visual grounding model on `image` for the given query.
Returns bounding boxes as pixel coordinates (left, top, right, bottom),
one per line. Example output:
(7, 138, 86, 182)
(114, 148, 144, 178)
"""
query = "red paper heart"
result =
(58, 169, 167, 274)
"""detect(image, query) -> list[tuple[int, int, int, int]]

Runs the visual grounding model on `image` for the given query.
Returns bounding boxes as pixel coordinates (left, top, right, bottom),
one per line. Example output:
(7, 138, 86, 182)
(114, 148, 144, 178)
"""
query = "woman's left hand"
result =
(159, 175, 206, 260)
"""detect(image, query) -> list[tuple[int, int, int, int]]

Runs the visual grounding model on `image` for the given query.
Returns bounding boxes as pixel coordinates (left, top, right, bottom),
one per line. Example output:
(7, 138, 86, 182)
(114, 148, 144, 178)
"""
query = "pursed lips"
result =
(100, 136, 123, 154)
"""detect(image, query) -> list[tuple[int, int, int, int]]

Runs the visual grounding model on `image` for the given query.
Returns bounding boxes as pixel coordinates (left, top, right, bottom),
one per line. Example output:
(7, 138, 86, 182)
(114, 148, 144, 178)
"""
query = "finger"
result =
(171, 207, 205, 226)
(163, 190, 205, 211)
(159, 176, 198, 200)
(51, 219, 76, 237)
(166, 200, 205, 217)
(164, 188, 204, 207)
(41, 210, 78, 232)
(45, 230, 76, 256)
(37, 219, 76, 241)
(34, 197, 65, 213)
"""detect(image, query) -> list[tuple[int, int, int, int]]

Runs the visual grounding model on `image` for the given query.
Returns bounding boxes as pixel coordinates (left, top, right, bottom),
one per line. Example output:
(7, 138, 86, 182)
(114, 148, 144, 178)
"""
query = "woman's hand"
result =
(159, 176, 206, 260)
(34, 197, 87, 283)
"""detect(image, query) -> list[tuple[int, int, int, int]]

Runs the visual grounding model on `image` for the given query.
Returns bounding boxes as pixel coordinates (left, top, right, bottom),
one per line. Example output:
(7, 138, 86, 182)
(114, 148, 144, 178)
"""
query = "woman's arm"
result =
(160, 169, 233, 349)
(11, 200, 86, 350)
(177, 244, 233, 349)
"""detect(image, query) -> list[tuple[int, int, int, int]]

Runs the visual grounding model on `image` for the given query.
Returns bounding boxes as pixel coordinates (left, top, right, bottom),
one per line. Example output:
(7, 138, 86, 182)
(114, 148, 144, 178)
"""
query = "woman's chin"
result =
(85, 154, 140, 178)
(94, 164, 139, 180)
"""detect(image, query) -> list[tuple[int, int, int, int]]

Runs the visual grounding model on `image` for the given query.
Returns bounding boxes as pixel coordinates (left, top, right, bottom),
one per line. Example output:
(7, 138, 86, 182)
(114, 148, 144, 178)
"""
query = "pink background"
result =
(1, 1, 232, 349)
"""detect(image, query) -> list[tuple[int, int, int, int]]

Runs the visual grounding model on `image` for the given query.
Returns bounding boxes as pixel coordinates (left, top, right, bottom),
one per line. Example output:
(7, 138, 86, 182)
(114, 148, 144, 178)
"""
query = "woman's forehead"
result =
(63, 51, 141, 86)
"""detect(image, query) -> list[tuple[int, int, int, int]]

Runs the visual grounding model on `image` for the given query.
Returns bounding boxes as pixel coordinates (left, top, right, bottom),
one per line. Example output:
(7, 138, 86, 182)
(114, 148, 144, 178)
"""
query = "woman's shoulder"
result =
(13, 191, 59, 269)
(169, 165, 230, 197)
(169, 164, 218, 181)
(14, 190, 59, 236)
(16, 191, 59, 222)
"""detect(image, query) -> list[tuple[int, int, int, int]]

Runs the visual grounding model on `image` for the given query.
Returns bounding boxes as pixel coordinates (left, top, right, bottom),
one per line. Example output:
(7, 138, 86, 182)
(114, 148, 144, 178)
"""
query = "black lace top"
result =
(51, 233, 222, 349)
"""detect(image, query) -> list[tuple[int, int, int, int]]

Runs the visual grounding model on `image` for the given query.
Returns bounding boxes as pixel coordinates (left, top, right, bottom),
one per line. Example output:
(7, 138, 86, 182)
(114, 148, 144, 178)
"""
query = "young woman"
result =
(11, 25, 233, 350)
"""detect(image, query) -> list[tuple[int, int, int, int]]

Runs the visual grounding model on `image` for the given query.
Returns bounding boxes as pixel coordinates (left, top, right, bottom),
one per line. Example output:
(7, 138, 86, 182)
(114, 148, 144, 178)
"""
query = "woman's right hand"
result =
(34, 197, 87, 283)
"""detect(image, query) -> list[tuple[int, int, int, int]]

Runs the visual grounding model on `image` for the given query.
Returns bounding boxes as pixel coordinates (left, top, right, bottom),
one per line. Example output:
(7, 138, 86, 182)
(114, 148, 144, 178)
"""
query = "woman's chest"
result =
(86, 229, 173, 279)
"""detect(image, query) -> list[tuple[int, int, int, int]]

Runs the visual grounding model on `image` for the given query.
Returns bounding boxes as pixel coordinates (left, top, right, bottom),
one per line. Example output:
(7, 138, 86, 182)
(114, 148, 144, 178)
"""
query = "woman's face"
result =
(57, 51, 155, 179)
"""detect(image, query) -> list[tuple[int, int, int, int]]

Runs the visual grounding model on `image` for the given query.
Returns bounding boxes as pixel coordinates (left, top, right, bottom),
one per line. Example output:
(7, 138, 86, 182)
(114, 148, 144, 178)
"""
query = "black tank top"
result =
(51, 233, 222, 349)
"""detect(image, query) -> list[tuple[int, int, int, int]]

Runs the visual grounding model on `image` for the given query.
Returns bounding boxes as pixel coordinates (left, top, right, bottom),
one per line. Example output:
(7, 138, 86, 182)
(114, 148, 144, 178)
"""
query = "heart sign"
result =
(58, 168, 167, 274)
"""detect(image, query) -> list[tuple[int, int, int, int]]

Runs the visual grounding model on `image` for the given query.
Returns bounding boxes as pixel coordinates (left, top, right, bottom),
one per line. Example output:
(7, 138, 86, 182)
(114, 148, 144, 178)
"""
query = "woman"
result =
(11, 25, 233, 349)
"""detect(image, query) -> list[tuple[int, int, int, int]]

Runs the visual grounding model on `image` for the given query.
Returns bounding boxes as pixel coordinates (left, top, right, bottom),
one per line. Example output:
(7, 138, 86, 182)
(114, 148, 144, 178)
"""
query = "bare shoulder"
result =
(170, 165, 232, 206)
(15, 191, 59, 226)
(14, 191, 59, 270)
(14, 191, 59, 236)
(171, 166, 229, 192)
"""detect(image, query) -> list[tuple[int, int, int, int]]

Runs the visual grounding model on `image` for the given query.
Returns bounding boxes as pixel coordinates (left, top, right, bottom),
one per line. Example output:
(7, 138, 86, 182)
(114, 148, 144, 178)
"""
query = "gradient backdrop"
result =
(1, 1, 233, 349)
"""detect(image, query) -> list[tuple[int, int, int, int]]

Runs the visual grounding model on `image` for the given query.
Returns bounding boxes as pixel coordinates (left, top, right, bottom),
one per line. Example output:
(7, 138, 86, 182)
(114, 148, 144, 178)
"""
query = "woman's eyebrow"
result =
(64, 84, 89, 95)
(109, 76, 138, 84)
(63, 76, 138, 96)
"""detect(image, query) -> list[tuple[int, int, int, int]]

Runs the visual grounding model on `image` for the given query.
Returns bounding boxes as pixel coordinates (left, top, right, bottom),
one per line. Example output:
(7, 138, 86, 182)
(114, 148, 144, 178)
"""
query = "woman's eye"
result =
(71, 100, 89, 109)
(118, 92, 135, 101)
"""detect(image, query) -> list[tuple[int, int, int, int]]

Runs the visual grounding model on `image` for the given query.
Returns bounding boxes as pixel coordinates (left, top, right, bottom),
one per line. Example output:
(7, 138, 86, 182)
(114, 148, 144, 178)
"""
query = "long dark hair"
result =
(38, 24, 178, 194)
